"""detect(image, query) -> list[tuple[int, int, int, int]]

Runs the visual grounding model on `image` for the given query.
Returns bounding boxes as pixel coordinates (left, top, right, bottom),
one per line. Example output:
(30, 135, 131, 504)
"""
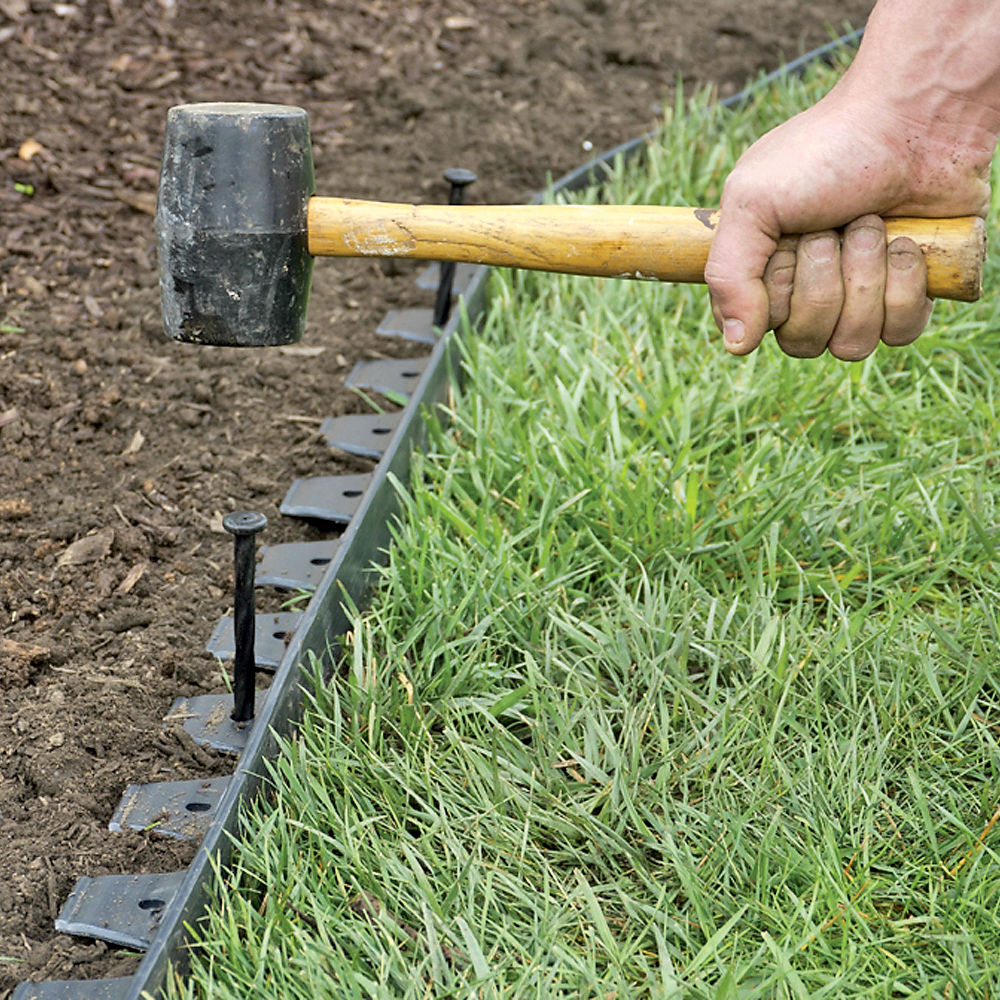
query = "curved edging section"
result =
(111, 28, 864, 1000)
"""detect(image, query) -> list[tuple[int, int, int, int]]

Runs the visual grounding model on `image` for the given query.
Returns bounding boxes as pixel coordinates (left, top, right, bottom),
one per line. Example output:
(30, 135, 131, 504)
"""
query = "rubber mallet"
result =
(155, 102, 986, 347)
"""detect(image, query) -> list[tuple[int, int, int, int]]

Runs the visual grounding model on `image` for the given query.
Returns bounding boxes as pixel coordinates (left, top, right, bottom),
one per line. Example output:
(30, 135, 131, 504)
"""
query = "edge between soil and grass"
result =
(166, 54, 1000, 999)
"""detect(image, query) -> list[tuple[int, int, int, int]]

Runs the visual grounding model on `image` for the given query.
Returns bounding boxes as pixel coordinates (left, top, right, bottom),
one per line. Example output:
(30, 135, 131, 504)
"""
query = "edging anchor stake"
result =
(223, 510, 267, 726)
(432, 168, 477, 329)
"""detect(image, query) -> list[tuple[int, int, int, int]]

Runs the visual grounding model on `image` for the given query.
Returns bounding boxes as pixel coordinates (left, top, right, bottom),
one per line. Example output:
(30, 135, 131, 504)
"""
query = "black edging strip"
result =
(15, 27, 863, 1000)
(112, 297, 484, 1000)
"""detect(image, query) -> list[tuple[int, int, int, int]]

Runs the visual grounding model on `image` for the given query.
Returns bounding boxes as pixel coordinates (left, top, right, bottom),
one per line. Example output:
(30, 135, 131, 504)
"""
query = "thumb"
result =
(704, 209, 776, 356)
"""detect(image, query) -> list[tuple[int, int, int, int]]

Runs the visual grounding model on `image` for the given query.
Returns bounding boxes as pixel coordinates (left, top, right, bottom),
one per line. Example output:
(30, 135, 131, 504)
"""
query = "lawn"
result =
(168, 55, 1000, 999)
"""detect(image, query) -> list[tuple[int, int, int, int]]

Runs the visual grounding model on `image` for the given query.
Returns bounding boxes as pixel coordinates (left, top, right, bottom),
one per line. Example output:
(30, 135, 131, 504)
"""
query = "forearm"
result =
(841, 0, 1000, 150)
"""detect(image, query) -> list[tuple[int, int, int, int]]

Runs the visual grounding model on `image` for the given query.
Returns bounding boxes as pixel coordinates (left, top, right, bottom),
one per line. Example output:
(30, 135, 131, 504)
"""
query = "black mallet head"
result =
(155, 102, 314, 347)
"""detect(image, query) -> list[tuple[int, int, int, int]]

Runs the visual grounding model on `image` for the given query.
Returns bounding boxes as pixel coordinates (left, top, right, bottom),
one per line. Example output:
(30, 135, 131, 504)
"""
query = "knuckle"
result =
(764, 258, 795, 292)
(884, 287, 922, 314)
(799, 288, 843, 312)
(882, 326, 920, 347)
(719, 170, 752, 203)
(829, 340, 875, 362)
(702, 260, 732, 290)
(774, 328, 828, 359)
(779, 342, 827, 360)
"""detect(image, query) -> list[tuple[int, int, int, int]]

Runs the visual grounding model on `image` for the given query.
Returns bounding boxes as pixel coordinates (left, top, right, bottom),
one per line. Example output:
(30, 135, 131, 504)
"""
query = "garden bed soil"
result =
(0, 0, 873, 991)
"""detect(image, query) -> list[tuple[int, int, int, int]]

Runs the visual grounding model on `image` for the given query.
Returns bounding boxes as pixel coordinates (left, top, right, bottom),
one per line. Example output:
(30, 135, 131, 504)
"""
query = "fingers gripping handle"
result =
(307, 200, 986, 303)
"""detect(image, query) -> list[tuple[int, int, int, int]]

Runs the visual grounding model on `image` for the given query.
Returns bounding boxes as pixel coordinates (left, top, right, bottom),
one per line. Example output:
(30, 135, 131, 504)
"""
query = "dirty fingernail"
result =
(889, 246, 918, 269)
(803, 235, 837, 262)
(723, 318, 745, 346)
(848, 225, 881, 252)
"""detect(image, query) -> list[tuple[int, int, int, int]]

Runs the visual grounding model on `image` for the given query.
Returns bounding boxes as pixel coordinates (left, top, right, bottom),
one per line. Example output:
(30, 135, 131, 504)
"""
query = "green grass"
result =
(168, 53, 1000, 999)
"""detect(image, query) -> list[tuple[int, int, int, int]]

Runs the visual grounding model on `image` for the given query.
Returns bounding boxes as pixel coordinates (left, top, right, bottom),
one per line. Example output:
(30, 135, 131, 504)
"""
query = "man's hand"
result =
(705, 0, 1000, 360)
(705, 97, 941, 360)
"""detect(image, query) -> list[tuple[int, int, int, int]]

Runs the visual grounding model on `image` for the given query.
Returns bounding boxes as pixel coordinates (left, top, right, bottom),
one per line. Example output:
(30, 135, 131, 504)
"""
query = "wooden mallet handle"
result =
(307, 201, 986, 303)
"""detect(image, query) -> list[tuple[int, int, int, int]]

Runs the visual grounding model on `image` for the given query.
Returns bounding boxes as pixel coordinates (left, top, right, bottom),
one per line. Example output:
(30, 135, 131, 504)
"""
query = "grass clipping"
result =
(172, 57, 1000, 999)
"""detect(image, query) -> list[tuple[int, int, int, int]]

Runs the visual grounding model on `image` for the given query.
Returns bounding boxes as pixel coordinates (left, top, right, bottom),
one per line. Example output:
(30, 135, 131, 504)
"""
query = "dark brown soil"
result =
(0, 0, 873, 992)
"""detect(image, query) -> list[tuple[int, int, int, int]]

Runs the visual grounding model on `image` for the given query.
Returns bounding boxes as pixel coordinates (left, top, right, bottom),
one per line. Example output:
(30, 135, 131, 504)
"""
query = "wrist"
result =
(843, 0, 1000, 150)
